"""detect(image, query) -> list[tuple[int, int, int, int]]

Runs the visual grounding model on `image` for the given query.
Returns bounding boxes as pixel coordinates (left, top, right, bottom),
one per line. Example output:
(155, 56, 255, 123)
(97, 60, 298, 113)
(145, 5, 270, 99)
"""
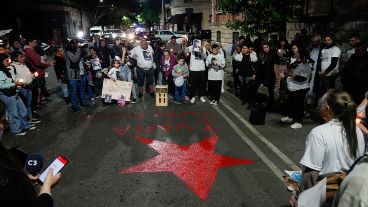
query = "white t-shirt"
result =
(206, 53, 225, 81)
(130, 45, 154, 69)
(9, 62, 33, 85)
(90, 57, 102, 71)
(187, 45, 206, 71)
(108, 67, 120, 80)
(300, 119, 365, 176)
(320, 46, 341, 76)
(287, 63, 311, 91)
(334, 161, 368, 207)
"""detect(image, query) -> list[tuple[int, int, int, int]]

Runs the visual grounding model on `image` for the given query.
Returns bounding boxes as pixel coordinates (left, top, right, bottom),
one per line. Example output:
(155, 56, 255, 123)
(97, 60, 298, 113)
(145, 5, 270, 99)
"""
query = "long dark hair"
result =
(320, 89, 359, 159)
(0, 101, 38, 205)
(0, 54, 13, 79)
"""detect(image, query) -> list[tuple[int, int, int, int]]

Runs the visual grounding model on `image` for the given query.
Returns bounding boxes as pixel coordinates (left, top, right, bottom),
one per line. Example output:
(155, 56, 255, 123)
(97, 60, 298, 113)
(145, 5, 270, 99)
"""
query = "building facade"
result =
(209, 0, 245, 53)
(162, 0, 211, 33)
(287, 0, 368, 42)
(1, 0, 90, 43)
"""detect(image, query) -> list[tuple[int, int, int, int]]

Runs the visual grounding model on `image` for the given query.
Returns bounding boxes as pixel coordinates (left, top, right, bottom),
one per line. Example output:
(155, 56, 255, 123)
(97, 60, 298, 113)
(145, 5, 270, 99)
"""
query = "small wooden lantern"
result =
(155, 85, 168, 106)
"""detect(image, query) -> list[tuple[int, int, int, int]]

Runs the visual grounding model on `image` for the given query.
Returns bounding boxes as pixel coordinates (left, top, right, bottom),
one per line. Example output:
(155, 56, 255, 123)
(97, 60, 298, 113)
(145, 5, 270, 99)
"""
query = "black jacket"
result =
(236, 54, 255, 77)
(54, 55, 68, 82)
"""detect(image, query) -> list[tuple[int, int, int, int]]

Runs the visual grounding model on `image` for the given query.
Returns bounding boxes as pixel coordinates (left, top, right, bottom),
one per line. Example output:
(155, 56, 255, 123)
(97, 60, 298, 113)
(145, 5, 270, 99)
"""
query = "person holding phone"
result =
(0, 100, 62, 207)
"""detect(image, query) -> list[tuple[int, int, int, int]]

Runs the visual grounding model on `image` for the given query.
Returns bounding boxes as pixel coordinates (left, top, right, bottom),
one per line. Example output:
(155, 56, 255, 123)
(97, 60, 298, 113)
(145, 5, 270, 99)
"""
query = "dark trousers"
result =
(319, 75, 337, 98)
(167, 75, 175, 96)
(190, 71, 206, 98)
(233, 68, 240, 93)
(287, 88, 309, 123)
(208, 80, 222, 102)
(239, 76, 254, 103)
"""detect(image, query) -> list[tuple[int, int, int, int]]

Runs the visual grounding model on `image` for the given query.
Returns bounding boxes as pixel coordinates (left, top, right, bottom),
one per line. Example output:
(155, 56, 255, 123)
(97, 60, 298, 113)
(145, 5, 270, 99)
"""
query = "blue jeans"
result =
(69, 79, 87, 109)
(19, 88, 33, 119)
(61, 83, 69, 98)
(175, 81, 186, 102)
(80, 75, 94, 99)
(0, 94, 31, 134)
(120, 66, 137, 99)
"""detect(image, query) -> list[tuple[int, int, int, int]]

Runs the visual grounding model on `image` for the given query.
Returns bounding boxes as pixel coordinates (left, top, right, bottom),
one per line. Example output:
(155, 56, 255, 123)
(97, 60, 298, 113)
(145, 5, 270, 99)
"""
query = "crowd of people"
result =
(0, 28, 368, 206)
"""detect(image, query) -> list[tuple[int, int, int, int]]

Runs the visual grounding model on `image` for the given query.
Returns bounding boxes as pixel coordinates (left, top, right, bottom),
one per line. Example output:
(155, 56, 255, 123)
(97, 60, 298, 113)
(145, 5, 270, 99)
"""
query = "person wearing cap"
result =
(0, 53, 35, 135)
(165, 36, 183, 57)
(9, 51, 40, 124)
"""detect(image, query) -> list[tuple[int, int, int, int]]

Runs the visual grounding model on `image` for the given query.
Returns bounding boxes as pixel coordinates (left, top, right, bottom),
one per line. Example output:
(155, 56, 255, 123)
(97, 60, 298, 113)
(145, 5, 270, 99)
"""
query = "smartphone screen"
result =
(38, 155, 68, 183)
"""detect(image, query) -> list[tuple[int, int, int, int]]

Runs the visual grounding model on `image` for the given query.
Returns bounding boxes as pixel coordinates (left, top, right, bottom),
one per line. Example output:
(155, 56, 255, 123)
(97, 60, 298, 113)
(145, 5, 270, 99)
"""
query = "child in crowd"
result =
(107, 60, 121, 81)
(206, 44, 225, 105)
(172, 56, 189, 104)
(120, 57, 137, 103)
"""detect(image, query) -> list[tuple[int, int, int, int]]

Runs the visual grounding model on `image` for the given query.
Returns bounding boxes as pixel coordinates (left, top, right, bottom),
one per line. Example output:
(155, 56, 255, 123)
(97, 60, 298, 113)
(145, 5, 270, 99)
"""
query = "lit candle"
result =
(34, 72, 38, 77)
(19, 79, 24, 83)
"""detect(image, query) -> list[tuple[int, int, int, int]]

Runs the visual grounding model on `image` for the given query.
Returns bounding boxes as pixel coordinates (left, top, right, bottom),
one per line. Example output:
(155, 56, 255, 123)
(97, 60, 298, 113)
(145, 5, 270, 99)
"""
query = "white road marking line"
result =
(212, 104, 285, 181)
(220, 95, 301, 171)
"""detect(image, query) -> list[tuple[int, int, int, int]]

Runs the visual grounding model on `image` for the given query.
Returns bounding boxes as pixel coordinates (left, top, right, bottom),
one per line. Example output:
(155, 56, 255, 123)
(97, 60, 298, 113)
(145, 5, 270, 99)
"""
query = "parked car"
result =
(103, 29, 125, 40)
(155, 30, 183, 44)
(90, 26, 104, 37)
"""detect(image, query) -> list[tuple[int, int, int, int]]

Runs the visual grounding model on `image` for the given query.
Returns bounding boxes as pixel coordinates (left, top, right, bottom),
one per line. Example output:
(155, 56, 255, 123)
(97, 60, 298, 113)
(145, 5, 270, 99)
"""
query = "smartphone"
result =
(38, 155, 69, 184)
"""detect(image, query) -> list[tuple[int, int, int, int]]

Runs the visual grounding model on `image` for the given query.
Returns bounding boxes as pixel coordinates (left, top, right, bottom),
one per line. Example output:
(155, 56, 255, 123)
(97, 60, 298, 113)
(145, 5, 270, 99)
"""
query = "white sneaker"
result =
(212, 101, 218, 106)
(281, 117, 293, 123)
(290, 122, 302, 129)
(190, 97, 196, 103)
(200, 96, 206, 103)
(210, 100, 216, 105)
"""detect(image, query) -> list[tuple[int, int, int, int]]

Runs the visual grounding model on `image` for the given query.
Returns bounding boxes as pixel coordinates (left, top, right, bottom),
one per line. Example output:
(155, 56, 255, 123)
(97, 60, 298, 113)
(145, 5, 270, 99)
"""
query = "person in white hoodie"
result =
(206, 44, 225, 105)
(9, 51, 40, 124)
(187, 39, 207, 103)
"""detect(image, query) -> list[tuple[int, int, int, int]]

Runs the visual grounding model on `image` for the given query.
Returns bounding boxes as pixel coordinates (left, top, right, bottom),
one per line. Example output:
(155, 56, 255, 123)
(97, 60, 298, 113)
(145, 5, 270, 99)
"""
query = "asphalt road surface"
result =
(2, 71, 319, 207)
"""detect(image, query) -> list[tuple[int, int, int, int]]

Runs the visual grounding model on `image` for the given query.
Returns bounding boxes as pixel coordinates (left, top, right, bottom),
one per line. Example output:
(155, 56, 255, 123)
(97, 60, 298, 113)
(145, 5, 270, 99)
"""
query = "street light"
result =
(100, 0, 103, 3)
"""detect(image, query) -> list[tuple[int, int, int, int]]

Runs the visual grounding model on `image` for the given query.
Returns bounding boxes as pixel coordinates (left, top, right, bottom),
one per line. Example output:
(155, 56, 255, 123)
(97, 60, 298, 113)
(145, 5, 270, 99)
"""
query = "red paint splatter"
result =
(176, 122, 194, 132)
(121, 134, 254, 200)
(113, 126, 131, 138)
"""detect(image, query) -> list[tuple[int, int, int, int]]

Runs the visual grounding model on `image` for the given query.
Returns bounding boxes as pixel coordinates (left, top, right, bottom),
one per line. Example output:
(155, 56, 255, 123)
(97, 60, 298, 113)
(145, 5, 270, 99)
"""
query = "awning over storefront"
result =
(167, 13, 202, 24)
(167, 13, 185, 24)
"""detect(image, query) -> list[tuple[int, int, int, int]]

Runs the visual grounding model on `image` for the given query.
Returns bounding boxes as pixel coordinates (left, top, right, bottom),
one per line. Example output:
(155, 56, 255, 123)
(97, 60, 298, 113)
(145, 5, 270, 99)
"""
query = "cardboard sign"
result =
(101, 79, 132, 101)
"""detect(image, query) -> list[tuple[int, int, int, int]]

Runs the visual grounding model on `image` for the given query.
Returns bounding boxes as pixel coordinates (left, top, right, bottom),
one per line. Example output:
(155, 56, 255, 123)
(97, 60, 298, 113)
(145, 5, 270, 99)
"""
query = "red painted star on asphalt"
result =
(121, 133, 255, 200)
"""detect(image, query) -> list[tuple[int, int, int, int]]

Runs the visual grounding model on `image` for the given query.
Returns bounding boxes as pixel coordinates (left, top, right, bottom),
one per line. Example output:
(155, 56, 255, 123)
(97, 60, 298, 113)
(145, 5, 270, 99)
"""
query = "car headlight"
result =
(112, 33, 117, 38)
(128, 33, 134, 40)
(77, 31, 84, 38)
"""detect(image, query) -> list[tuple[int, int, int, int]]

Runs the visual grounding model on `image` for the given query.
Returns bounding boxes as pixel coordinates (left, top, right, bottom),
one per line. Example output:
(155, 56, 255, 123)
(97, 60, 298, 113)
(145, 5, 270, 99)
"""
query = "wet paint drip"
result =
(121, 126, 255, 200)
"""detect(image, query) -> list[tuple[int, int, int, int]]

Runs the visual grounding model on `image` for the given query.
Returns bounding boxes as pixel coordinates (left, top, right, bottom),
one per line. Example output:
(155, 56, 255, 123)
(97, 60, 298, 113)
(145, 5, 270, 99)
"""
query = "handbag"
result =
(257, 84, 269, 98)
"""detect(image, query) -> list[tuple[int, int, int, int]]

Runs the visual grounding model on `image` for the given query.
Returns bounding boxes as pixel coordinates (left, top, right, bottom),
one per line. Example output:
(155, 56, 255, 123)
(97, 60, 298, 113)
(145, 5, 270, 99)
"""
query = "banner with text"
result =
(102, 79, 132, 101)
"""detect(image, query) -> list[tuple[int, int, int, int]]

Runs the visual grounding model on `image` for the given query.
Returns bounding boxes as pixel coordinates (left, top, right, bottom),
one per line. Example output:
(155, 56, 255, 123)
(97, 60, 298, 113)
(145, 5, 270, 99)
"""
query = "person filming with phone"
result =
(0, 100, 61, 207)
